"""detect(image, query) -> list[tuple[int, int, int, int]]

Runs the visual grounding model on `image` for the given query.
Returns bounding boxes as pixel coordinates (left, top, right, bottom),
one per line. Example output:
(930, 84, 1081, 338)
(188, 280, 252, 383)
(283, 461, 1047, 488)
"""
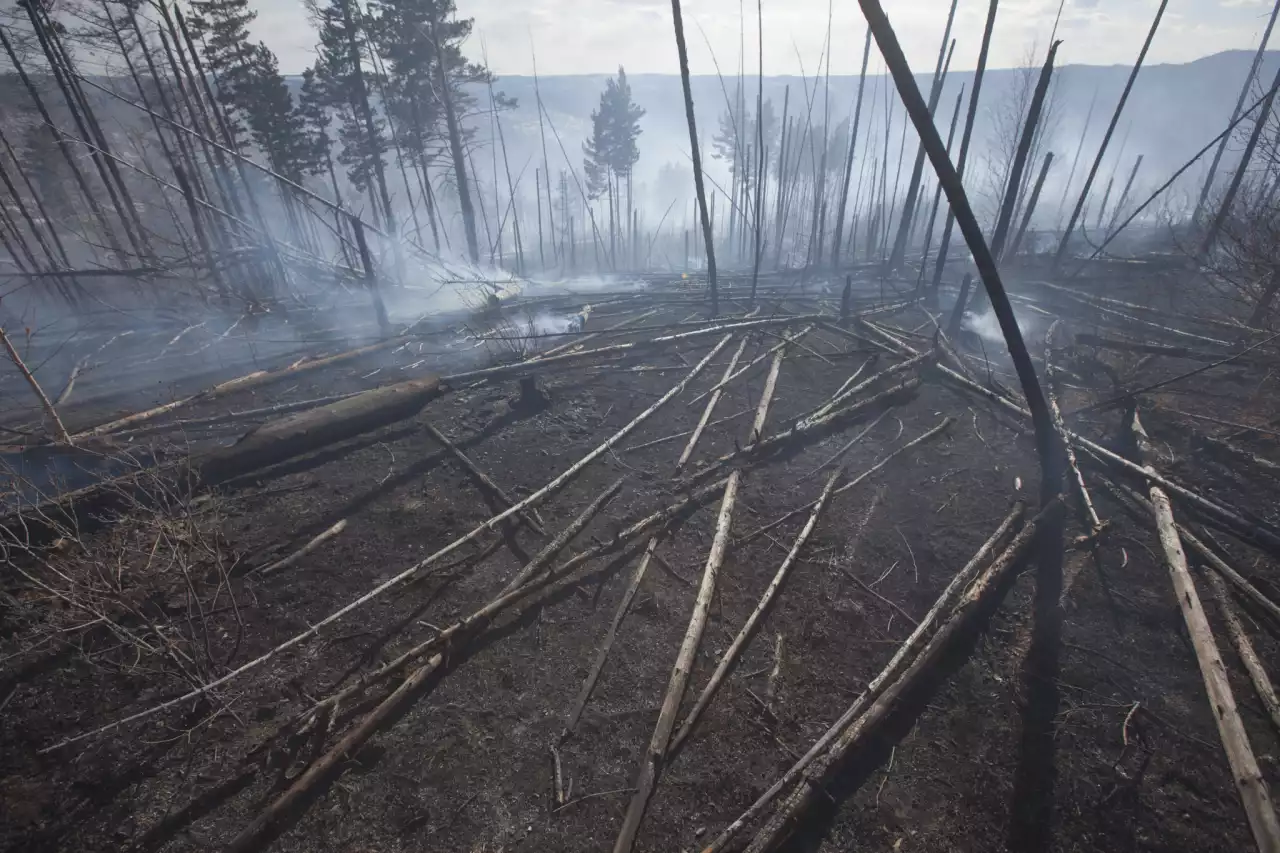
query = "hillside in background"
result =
(475, 49, 1280, 225)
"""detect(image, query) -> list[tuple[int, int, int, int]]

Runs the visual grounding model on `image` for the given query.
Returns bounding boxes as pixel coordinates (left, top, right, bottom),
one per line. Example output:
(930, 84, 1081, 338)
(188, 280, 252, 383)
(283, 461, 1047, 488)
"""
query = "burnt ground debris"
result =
(1, 266, 1279, 853)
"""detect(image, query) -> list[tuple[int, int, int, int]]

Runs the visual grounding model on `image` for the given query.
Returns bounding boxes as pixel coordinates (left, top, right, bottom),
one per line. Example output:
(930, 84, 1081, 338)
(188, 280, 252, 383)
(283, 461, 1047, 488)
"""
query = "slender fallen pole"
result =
(613, 339, 786, 853)
(227, 478, 627, 853)
(1206, 569, 1280, 736)
(0, 328, 72, 445)
(39, 336, 734, 754)
(1130, 410, 1280, 853)
(669, 467, 840, 757)
(707, 501, 1028, 852)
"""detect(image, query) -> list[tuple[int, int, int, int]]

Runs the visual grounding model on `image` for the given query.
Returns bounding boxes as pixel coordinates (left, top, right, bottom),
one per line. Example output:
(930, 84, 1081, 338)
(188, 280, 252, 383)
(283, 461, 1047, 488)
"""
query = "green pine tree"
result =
(190, 0, 311, 181)
(188, 0, 258, 146)
(583, 67, 645, 195)
(242, 45, 311, 182)
(312, 0, 390, 204)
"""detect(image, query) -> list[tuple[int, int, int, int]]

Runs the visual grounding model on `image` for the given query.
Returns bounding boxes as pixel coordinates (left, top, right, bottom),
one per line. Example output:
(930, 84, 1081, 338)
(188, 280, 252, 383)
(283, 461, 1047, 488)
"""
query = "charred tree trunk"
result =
(887, 0, 958, 271)
(1203, 60, 1280, 256)
(1053, 0, 1168, 269)
(830, 31, 873, 270)
(1008, 151, 1053, 258)
(990, 41, 1060, 261)
(429, 7, 480, 264)
(1193, 0, 1280, 224)
(929, 0, 998, 295)
(672, 0, 719, 315)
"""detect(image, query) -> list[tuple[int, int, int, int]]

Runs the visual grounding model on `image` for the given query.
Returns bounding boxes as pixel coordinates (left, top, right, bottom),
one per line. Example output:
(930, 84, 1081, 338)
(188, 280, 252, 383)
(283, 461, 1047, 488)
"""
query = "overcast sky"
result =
(251, 0, 1280, 77)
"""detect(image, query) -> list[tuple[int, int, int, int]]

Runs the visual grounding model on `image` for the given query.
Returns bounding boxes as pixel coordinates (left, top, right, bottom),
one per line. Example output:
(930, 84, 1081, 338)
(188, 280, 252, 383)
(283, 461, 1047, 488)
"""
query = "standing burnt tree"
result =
(583, 66, 645, 269)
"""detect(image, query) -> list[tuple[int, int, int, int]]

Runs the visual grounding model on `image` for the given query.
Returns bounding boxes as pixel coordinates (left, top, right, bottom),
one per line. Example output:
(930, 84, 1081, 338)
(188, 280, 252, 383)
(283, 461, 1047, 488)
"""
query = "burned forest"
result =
(4, 0, 1280, 851)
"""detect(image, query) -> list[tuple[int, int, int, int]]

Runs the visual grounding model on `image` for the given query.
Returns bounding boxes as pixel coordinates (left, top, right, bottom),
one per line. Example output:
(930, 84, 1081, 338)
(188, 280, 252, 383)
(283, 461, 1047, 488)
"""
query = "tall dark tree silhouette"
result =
(583, 67, 646, 266)
(370, 0, 497, 251)
(312, 0, 394, 226)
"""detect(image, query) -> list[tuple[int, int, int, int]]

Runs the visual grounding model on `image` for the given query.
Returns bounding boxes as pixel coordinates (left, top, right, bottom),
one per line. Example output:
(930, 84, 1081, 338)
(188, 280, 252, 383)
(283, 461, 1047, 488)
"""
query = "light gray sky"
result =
(252, 0, 1280, 76)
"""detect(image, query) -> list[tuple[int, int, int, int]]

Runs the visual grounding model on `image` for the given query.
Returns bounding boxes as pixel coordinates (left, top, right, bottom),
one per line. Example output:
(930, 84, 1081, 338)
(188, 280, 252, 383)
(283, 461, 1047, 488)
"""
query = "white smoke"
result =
(961, 305, 1043, 349)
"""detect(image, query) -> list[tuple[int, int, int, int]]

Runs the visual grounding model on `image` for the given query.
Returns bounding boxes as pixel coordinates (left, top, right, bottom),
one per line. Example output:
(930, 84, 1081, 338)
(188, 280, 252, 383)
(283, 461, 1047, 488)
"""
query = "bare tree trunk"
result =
(672, 0, 720, 315)
(1008, 151, 1053, 257)
(772, 88, 791, 269)
(859, 0, 1061, 488)
(990, 41, 1060, 261)
(831, 31, 873, 270)
(1203, 59, 1280, 256)
(1105, 153, 1143, 235)
(430, 8, 480, 264)
(887, 0, 958, 271)
(1193, 0, 1280, 224)
(1053, 0, 1168, 269)
(0, 27, 125, 261)
(915, 84, 964, 284)
(929, 0, 998, 294)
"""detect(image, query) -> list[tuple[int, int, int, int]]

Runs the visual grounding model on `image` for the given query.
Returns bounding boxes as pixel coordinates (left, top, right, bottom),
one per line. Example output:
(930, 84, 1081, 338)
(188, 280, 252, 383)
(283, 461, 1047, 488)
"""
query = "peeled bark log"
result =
(196, 376, 443, 487)
(1130, 410, 1280, 853)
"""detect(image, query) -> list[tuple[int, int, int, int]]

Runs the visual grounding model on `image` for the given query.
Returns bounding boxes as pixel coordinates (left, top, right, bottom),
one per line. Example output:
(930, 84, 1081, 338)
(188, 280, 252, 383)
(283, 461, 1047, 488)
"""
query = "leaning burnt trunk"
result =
(989, 40, 1060, 262)
(430, 8, 481, 264)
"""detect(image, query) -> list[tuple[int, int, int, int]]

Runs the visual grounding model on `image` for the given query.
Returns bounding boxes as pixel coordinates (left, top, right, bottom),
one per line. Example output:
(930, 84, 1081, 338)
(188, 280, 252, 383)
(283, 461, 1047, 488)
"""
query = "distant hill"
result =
(474, 50, 1280, 223)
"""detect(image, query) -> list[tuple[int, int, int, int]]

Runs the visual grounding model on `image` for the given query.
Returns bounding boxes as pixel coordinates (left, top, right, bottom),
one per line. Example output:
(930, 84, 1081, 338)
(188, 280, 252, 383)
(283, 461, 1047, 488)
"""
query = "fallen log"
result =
(423, 420, 545, 536)
(226, 478, 710, 853)
(259, 519, 349, 577)
(1095, 474, 1280, 630)
(737, 416, 953, 549)
(0, 378, 440, 550)
(194, 375, 443, 487)
(614, 338, 787, 853)
(1192, 431, 1280, 475)
(74, 334, 414, 439)
(1206, 569, 1280, 737)
(916, 353, 1280, 559)
(1075, 333, 1269, 366)
(681, 378, 924, 487)
(706, 500, 1030, 852)
(41, 337, 732, 754)
(676, 337, 751, 471)
(1, 327, 72, 445)
(1046, 321, 1104, 535)
(742, 501, 1055, 853)
(1130, 410, 1280, 853)
(669, 467, 841, 758)
(564, 335, 751, 741)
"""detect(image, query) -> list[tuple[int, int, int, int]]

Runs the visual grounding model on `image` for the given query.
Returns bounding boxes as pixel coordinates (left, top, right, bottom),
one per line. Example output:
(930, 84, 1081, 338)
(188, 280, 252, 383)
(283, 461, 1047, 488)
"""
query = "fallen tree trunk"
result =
(74, 334, 413, 439)
(669, 467, 840, 758)
(42, 338, 733, 754)
(706, 500, 1030, 852)
(1206, 569, 1280, 737)
(195, 376, 442, 487)
(1, 376, 441, 549)
(742, 500, 1056, 853)
(1130, 410, 1280, 853)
